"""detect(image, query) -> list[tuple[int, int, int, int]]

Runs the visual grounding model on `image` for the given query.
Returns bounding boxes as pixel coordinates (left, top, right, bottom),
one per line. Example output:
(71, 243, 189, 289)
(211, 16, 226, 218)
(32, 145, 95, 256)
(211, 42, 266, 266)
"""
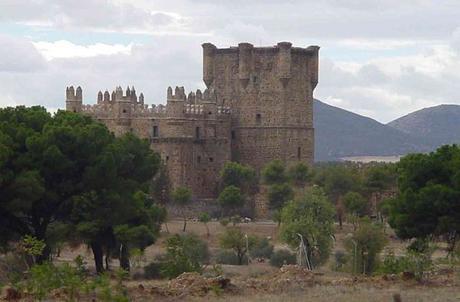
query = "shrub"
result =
(219, 228, 256, 265)
(407, 238, 430, 254)
(344, 219, 387, 275)
(215, 250, 247, 265)
(143, 262, 163, 279)
(250, 238, 274, 259)
(269, 249, 296, 267)
(160, 233, 209, 279)
(279, 187, 335, 268)
(379, 249, 433, 281)
(24, 262, 87, 301)
(219, 218, 230, 227)
(333, 250, 348, 271)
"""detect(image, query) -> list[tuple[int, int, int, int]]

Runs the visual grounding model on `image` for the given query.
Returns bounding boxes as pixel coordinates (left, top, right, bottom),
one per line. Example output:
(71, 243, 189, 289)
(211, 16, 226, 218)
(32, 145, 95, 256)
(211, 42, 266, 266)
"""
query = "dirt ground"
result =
(15, 220, 460, 301)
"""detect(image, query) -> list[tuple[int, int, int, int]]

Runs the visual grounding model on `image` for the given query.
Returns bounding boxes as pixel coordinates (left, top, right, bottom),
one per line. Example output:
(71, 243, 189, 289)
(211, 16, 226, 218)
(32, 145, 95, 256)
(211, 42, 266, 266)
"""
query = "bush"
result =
(160, 233, 209, 279)
(215, 250, 248, 265)
(333, 250, 348, 271)
(219, 218, 230, 227)
(279, 187, 335, 268)
(24, 262, 88, 301)
(379, 250, 433, 281)
(344, 219, 387, 275)
(407, 238, 430, 253)
(269, 249, 296, 267)
(250, 238, 274, 259)
(219, 228, 256, 265)
(143, 262, 163, 279)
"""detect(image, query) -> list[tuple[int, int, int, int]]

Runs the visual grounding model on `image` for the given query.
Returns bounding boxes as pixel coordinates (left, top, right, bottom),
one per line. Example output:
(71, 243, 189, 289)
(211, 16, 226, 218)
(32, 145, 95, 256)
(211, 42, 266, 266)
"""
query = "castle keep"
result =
(66, 42, 319, 199)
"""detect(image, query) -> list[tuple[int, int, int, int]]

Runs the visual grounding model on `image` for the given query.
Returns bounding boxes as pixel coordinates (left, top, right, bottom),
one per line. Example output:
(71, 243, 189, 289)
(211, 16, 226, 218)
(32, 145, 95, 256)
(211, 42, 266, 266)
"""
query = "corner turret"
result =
(65, 85, 82, 112)
(202, 43, 217, 88)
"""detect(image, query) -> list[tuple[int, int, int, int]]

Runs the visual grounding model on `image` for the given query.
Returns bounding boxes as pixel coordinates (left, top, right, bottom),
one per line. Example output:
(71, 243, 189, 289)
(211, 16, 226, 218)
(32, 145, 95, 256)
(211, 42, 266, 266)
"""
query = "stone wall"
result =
(203, 42, 318, 172)
(65, 41, 319, 218)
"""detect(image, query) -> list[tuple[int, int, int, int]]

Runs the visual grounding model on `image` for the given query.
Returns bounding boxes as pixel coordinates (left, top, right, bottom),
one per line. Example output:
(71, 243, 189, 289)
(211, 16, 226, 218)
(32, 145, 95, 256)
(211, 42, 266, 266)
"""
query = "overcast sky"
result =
(1, 0, 460, 123)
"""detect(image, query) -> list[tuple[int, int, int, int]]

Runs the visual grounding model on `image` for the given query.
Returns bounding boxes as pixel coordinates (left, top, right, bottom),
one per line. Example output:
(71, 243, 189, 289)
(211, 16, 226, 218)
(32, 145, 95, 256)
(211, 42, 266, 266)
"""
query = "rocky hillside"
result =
(313, 100, 431, 161)
(387, 104, 460, 148)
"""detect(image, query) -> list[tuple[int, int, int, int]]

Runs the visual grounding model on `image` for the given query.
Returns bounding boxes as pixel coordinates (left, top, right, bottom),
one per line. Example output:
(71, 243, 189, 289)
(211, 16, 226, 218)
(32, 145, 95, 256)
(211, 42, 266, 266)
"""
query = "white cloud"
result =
(33, 41, 133, 60)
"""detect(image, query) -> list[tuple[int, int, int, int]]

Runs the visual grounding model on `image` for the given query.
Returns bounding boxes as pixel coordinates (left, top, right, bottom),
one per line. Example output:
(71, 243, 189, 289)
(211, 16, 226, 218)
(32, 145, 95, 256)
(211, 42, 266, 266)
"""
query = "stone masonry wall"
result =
(65, 42, 319, 218)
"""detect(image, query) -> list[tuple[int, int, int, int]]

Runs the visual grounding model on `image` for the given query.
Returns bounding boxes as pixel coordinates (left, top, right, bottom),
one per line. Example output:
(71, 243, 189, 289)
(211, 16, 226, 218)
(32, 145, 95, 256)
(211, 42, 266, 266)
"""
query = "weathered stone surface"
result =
(65, 42, 319, 207)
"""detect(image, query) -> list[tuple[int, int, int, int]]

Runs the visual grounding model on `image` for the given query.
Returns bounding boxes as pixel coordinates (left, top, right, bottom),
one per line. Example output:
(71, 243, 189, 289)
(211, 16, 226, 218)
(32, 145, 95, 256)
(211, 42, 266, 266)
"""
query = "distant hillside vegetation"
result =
(387, 104, 460, 148)
(313, 100, 431, 161)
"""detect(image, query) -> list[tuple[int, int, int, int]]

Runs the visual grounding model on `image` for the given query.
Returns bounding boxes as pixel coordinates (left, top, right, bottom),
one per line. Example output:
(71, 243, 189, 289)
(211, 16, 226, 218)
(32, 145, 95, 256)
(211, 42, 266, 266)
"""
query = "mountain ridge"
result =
(313, 99, 437, 161)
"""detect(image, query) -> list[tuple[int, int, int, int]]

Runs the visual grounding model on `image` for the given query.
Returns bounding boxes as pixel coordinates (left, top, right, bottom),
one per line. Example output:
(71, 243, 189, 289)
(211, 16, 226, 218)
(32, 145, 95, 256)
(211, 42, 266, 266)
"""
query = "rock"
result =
(401, 271, 415, 280)
(168, 272, 234, 296)
(3, 287, 21, 301)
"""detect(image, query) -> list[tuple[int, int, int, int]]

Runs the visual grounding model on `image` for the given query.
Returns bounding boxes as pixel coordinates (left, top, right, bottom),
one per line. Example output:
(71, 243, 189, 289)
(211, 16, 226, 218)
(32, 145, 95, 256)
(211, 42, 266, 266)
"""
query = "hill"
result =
(387, 104, 460, 148)
(313, 100, 431, 161)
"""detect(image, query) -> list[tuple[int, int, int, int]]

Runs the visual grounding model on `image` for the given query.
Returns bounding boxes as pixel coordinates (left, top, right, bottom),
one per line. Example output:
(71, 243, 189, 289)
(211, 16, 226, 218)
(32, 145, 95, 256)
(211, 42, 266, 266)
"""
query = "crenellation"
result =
(65, 42, 318, 199)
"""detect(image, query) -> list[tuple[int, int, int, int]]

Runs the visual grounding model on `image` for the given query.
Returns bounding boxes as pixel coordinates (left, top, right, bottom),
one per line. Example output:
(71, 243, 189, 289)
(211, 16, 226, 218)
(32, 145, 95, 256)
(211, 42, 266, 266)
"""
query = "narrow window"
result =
(209, 157, 214, 162)
(256, 113, 261, 125)
(122, 109, 127, 113)
(153, 126, 158, 137)
(166, 156, 169, 162)
(297, 147, 301, 160)
(231, 130, 236, 139)
(195, 127, 200, 139)
(197, 156, 201, 163)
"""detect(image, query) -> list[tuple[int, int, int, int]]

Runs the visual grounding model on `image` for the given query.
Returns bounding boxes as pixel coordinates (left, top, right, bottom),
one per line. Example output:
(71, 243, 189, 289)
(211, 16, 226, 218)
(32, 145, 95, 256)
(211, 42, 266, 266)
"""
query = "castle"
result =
(66, 42, 319, 199)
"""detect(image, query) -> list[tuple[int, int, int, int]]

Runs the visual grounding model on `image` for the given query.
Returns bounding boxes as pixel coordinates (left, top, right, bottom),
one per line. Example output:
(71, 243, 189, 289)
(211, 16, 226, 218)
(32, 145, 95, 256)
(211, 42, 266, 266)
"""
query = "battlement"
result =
(166, 86, 218, 104)
(68, 85, 230, 119)
(95, 86, 145, 105)
(202, 42, 319, 89)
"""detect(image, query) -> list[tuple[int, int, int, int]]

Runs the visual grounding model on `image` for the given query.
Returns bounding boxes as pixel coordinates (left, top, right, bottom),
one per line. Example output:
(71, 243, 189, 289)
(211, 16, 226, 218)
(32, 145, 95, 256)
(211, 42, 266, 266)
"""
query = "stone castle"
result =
(66, 42, 319, 199)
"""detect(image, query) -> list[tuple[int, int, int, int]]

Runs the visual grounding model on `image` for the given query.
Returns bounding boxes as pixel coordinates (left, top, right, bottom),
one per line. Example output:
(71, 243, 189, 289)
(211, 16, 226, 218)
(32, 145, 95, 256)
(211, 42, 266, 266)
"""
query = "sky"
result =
(1, 0, 460, 123)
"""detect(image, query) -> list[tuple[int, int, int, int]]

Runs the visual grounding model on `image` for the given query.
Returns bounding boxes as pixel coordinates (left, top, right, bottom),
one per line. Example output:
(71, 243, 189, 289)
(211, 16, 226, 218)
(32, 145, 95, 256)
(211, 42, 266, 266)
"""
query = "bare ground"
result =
(4, 220, 459, 301)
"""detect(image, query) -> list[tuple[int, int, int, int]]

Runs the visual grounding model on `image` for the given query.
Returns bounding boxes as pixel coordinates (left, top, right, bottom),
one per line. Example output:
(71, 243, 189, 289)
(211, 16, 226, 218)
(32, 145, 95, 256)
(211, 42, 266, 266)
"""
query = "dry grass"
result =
(45, 220, 459, 302)
(212, 285, 460, 302)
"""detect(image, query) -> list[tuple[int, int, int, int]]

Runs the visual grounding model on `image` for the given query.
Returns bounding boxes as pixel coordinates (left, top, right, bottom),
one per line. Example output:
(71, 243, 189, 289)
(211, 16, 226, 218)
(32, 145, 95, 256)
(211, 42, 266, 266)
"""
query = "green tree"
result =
(220, 161, 257, 194)
(261, 160, 287, 185)
(363, 163, 397, 194)
(313, 164, 361, 229)
(0, 107, 116, 262)
(288, 162, 311, 188)
(344, 219, 387, 275)
(219, 227, 255, 265)
(389, 145, 460, 255)
(279, 187, 335, 268)
(198, 212, 211, 238)
(218, 185, 245, 215)
(267, 182, 294, 210)
(70, 133, 164, 272)
(172, 187, 192, 232)
(343, 191, 368, 217)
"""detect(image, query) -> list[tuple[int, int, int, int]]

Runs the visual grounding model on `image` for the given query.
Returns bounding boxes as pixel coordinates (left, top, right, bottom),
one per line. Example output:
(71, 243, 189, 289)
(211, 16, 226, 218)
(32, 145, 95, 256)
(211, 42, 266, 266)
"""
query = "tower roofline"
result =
(203, 42, 319, 55)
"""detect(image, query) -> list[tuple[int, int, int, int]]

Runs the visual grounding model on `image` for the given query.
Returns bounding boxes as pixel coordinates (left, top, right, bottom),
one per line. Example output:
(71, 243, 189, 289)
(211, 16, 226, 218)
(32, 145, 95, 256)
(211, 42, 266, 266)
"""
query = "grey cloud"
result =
(0, 0, 178, 32)
(0, 34, 46, 72)
(0, 34, 202, 110)
(2, 0, 460, 40)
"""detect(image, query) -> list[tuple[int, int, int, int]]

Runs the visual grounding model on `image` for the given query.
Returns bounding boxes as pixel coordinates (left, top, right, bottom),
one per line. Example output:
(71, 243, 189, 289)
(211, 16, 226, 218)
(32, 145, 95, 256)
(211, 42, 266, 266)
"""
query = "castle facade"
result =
(66, 42, 319, 198)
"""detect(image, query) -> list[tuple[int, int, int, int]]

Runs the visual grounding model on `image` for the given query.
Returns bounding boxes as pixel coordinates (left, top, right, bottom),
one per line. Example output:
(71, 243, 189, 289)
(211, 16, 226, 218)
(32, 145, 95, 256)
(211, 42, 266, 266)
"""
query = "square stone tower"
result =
(202, 42, 319, 171)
